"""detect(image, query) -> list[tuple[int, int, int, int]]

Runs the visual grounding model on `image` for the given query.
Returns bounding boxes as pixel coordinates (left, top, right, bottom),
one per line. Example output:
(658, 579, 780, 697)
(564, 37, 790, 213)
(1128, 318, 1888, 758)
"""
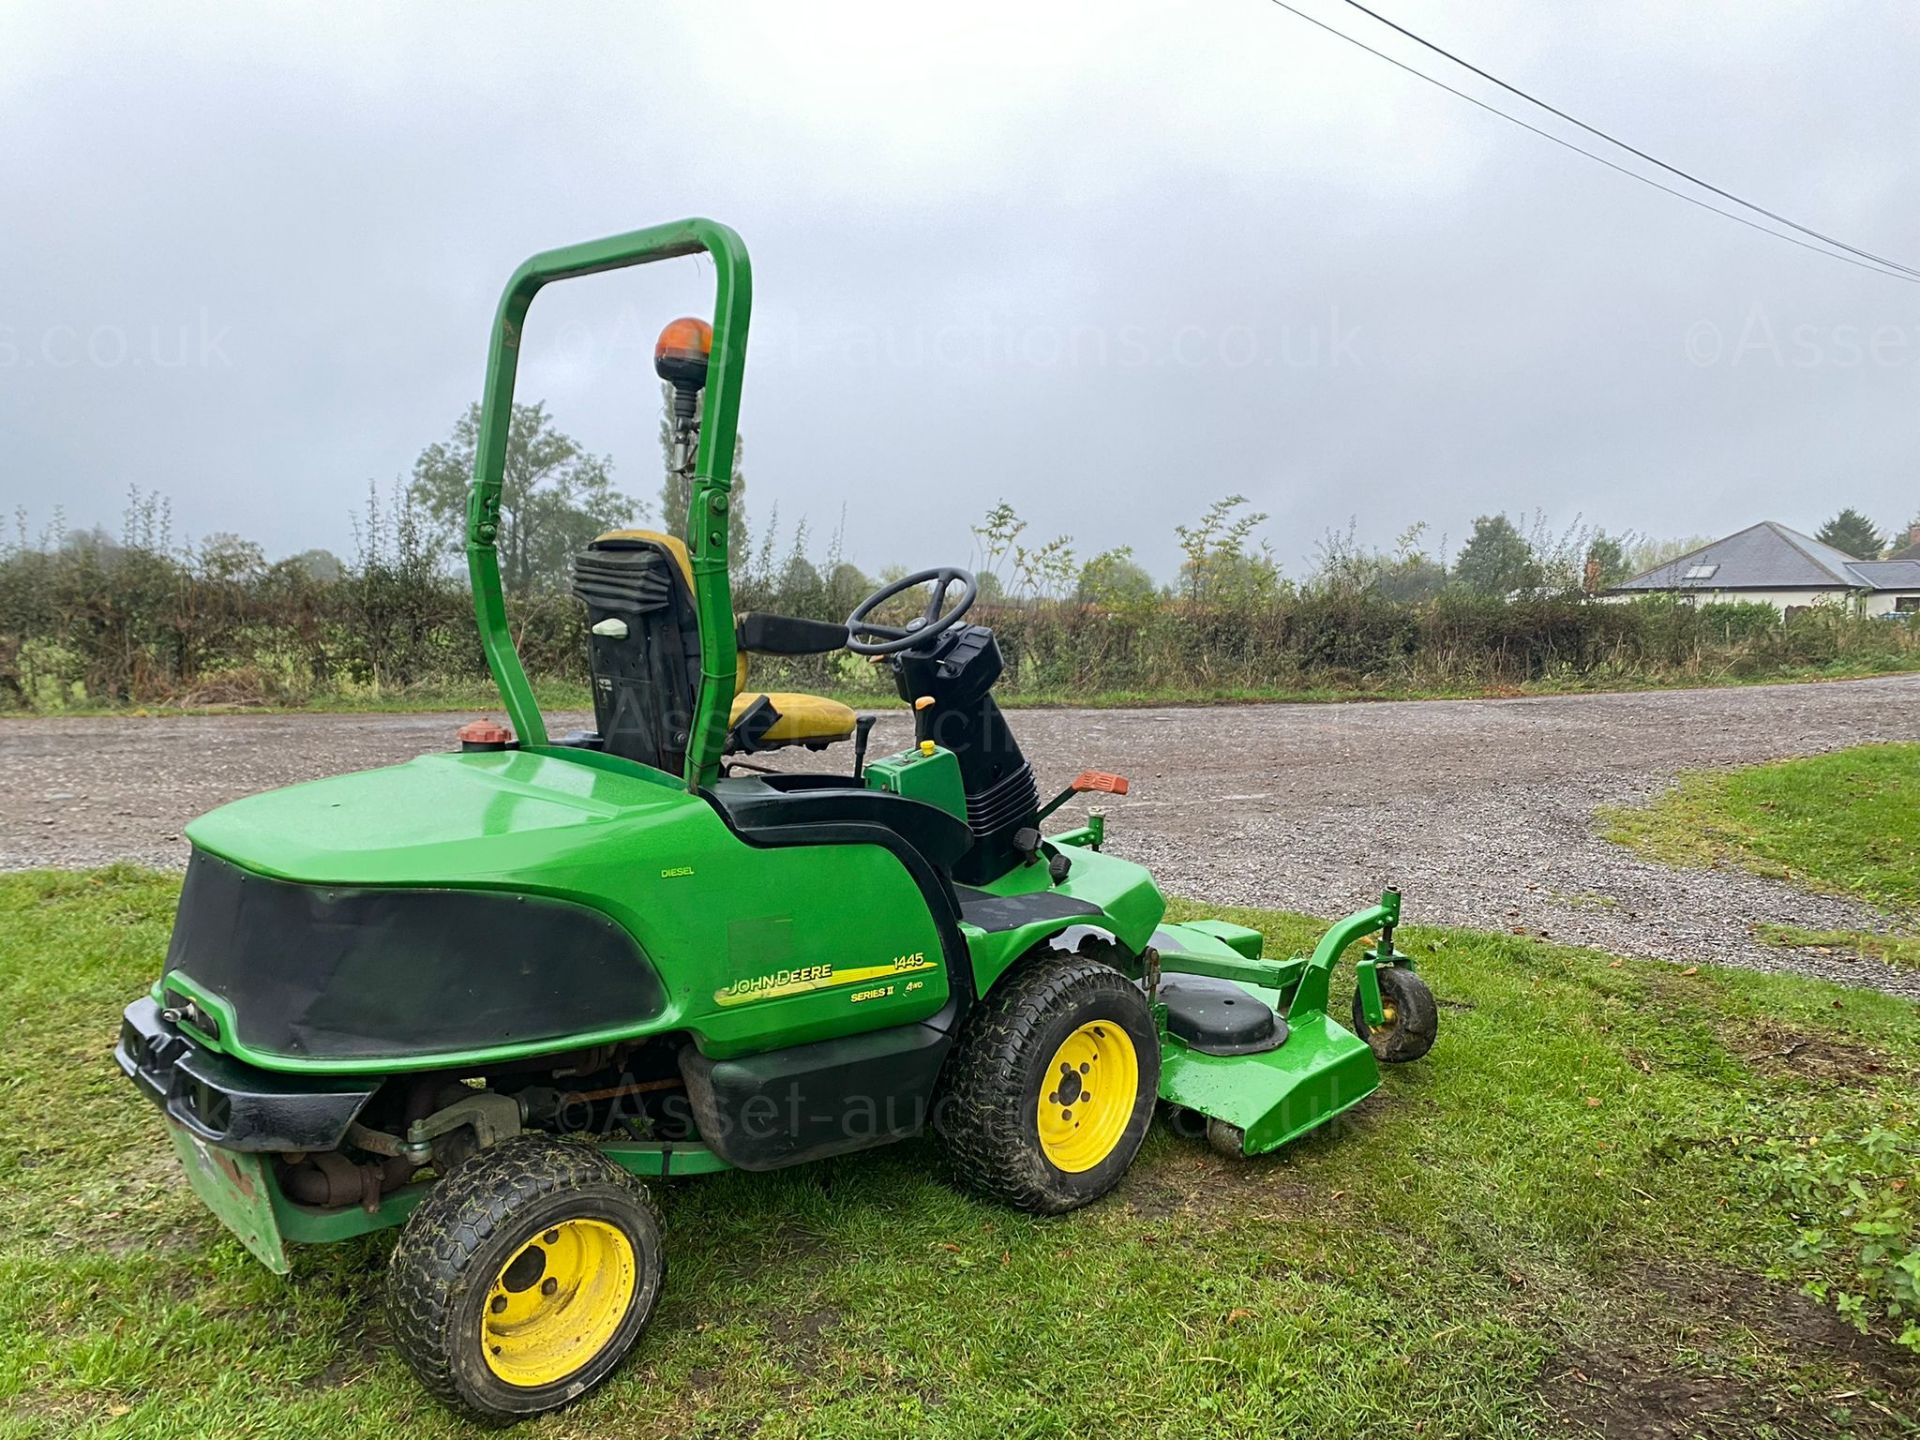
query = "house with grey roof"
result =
(1608, 521, 1920, 616)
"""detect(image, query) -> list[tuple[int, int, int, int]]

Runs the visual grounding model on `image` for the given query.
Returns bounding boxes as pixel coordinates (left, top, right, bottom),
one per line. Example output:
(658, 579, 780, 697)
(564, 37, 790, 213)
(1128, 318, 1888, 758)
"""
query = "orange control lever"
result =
(1035, 769, 1130, 823)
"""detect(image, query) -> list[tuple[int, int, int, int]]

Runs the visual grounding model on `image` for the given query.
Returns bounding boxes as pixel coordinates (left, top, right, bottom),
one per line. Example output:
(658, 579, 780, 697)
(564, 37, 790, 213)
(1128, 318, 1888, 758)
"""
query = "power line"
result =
(1334, 0, 1920, 280)
(1263, 0, 1918, 285)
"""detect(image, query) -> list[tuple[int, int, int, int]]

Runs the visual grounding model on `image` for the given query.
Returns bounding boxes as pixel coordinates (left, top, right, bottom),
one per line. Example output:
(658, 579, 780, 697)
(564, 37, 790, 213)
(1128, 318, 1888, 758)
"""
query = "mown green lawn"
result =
(1601, 743, 1920, 969)
(1, 868, 1916, 1439)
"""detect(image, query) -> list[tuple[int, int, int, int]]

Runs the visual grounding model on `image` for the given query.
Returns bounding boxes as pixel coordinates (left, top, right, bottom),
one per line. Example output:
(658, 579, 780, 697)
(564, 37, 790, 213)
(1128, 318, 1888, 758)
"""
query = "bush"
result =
(1758, 1125, 1920, 1352)
(6, 500, 1920, 711)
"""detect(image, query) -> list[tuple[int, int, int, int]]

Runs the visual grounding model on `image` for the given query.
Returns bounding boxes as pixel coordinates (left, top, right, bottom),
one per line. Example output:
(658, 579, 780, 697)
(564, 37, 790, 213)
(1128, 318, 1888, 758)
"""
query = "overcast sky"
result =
(2, 1, 1915, 582)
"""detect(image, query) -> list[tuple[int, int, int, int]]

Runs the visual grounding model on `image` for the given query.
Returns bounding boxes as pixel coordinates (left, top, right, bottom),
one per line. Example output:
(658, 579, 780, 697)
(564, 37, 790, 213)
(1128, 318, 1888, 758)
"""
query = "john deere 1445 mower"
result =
(115, 219, 1437, 1423)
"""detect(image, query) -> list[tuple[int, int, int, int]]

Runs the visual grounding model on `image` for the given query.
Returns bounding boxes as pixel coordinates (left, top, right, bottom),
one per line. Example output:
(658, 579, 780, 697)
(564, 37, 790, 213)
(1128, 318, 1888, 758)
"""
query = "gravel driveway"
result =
(5, 677, 1918, 997)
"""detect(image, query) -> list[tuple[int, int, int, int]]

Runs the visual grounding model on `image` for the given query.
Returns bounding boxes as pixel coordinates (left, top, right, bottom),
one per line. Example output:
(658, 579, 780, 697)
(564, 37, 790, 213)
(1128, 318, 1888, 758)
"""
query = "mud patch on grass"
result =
(760, 1305, 842, 1380)
(706, 1221, 841, 1282)
(1541, 1260, 1920, 1438)
(309, 1308, 389, 1392)
(1736, 1019, 1902, 1087)
(1123, 1093, 1403, 1227)
(1542, 1347, 1821, 1440)
(765, 1306, 838, 1345)
(1122, 1146, 1324, 1228)
(1630, 1260, 1920, 1390)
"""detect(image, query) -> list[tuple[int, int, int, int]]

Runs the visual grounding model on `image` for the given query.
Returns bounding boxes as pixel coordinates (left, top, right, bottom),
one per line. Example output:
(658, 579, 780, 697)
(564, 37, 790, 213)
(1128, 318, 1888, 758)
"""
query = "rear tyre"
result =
(1353, 966, 1438, 1063)
(935, 954, 1158, 1215)
(385, 1135, 664, 1424)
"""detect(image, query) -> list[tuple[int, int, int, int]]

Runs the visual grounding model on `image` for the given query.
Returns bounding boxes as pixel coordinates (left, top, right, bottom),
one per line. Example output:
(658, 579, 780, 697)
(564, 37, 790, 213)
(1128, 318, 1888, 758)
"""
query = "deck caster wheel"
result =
(1160, 1102, 1208, 1143)
(385, 1134, 664, 1424)
(936, 954, 1159, 1215)
(1354, 966, 1438, 1063)
(1204, 1118, 1247, 1159)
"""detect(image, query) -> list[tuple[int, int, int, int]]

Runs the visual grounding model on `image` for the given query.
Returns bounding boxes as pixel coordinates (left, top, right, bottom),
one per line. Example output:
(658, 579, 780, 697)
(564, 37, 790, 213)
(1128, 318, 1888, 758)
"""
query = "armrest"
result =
(736, 613, 850, 656)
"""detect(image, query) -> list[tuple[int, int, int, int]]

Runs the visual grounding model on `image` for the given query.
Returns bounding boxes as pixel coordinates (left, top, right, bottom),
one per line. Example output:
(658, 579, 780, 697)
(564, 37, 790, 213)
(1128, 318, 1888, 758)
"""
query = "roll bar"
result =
(463, 219, 751, 788)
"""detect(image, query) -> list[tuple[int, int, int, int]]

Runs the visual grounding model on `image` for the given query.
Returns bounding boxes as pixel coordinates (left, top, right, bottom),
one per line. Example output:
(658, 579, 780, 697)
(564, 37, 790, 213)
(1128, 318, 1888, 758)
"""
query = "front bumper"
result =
(115, 996, 380, 1153)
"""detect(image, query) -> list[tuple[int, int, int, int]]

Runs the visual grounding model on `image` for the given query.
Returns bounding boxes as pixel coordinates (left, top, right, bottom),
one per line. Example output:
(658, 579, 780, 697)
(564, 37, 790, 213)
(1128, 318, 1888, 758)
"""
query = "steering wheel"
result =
(845, 566, 979, 656)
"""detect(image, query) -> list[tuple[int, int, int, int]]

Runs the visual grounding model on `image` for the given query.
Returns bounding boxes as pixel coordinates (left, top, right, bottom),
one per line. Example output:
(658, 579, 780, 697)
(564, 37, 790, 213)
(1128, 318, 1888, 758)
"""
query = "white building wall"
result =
(1859, 590, 1920, 616)
(1601, 587, 1851, 613)
(1602, 587, 1920, 615)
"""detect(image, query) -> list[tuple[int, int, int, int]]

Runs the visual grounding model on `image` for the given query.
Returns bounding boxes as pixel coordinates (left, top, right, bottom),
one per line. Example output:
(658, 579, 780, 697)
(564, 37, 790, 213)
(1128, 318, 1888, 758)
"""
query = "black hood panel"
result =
(164, 852, 664, 1063)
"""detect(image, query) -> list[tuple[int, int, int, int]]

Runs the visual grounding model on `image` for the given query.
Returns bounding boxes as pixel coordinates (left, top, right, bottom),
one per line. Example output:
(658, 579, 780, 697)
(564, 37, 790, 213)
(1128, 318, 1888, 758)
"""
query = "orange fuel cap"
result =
(458, 719, 514, 751)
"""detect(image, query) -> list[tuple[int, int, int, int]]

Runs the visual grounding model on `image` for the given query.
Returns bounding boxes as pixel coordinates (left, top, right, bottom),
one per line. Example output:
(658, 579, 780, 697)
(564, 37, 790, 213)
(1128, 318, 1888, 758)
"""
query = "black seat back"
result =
(572, 533, 701, 774)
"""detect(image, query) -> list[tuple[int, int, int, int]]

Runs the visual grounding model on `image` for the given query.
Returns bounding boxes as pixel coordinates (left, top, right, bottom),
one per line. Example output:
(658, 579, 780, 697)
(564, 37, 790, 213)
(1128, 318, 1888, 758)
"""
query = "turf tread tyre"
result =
(936, 954, 1157, 1215)
(1354, 966, 1438, 1063)
(385, 1133, 663, 1425)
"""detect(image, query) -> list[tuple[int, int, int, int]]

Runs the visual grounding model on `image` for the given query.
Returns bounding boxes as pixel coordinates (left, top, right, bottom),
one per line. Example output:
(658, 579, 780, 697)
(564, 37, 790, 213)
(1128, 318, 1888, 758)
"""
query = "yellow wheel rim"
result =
(1036, 1020, 1139, 1173)
(481, 1218, 636, 1388)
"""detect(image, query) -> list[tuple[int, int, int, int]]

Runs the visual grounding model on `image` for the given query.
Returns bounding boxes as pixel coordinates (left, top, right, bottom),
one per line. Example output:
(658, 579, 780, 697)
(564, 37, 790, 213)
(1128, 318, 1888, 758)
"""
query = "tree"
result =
(1374, 554, 1447, 603)
(410, 401, 637, 593)
(823, 561, 872, 620)
(1451, 514, 1538, 596)
(1815, 507, 1884, 561)
(970, 500, 1025, 595)
(1011, 534, 1077, 602)
(1187, 549, 1282, 606)
(1175, 495, 1271, 602)
(1077, 546, 1157, 607)
(1584, 533, 1629, 591)
(1624, 533, 1714, 577)
(774, 517, 825, 615)
(288, 548, 343, 582)
(1311, 520, 1446, 601)
(196, 532, 266, 583)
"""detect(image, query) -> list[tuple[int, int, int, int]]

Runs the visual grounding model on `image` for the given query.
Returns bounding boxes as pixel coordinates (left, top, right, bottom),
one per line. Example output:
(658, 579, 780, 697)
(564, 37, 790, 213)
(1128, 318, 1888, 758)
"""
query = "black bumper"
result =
(115, 997, 380, 1153)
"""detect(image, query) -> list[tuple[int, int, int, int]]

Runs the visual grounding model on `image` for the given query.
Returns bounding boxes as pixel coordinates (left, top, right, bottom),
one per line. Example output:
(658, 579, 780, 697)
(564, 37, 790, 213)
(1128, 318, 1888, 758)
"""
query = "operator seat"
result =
(573, 529, 854, 770)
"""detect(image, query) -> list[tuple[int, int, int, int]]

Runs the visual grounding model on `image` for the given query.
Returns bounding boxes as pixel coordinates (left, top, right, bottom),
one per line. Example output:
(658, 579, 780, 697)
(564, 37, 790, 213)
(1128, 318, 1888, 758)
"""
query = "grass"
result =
(2, 869, 1917, 1438)
(1755, 925, 1920, 972)
(9, 653, 1920, 720)
(1601, 743, 1920, 969)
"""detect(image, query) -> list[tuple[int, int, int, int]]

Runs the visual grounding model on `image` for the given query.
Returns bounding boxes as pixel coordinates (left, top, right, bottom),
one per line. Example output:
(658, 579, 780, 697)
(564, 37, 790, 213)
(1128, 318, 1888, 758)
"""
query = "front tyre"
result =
(936, 954, 1158, 1214)
(385, 1135, 664, 1425)
(1354, 965, 1438, 1063)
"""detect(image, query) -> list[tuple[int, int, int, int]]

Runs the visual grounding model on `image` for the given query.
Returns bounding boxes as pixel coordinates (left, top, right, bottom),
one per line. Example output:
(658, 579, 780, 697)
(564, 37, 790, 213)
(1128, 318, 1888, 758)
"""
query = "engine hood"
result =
(185, 747, 701, 888)
(165, 748, 708, 1070)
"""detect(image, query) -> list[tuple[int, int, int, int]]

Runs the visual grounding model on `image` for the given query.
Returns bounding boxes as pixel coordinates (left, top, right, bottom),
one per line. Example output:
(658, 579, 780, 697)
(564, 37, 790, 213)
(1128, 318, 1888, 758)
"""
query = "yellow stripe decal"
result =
(714, 955, 935, 1006)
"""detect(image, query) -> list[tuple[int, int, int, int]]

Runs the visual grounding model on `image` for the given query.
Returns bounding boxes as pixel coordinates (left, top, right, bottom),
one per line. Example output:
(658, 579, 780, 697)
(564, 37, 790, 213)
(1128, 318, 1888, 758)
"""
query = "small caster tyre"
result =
(936, 954, 1159, 1214)
(1160, 1102, 1208, 1144)
(1204, 1118, 1247, 1159)
(1354, 966, 1438, 1063)
(385, 1134, 664, 1424)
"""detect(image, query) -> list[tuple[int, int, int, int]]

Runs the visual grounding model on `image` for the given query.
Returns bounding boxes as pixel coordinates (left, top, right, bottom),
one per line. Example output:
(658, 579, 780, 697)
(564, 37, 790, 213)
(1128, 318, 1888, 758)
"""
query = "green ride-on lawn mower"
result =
(115, 219, 1437, 1423)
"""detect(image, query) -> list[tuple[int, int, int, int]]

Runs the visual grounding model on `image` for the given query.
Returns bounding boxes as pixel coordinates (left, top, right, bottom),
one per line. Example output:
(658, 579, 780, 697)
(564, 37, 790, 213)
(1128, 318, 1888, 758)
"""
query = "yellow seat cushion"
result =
(728, 690, 857, 747)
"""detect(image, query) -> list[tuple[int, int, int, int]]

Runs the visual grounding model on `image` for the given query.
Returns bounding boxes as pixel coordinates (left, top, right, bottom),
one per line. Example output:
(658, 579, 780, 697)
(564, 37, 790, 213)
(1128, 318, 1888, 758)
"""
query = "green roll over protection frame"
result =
(464, 219, 751, 788)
